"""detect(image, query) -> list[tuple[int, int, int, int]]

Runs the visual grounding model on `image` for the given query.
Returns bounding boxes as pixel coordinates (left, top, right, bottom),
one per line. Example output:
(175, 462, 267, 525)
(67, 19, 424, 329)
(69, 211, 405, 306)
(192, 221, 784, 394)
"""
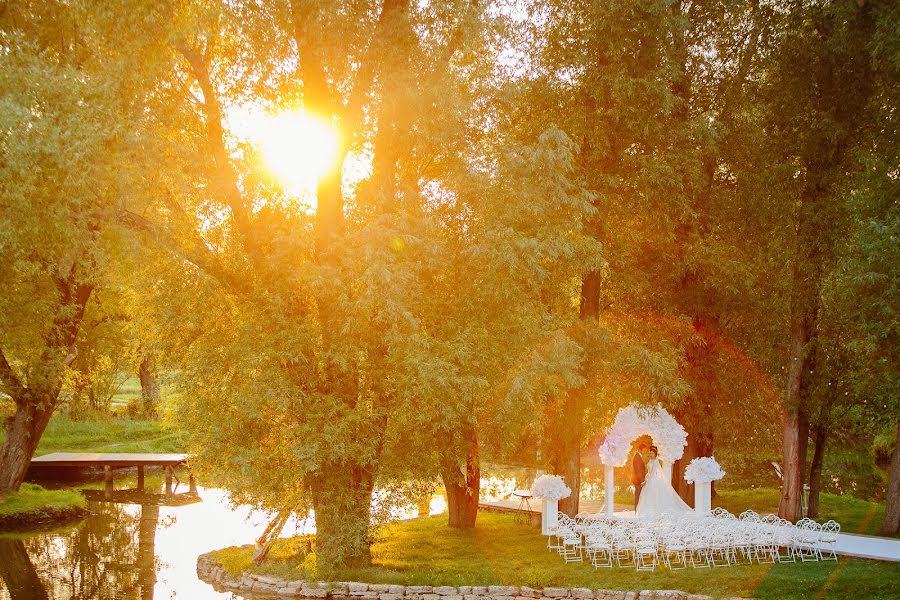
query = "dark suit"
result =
(631, 452, 647, 508)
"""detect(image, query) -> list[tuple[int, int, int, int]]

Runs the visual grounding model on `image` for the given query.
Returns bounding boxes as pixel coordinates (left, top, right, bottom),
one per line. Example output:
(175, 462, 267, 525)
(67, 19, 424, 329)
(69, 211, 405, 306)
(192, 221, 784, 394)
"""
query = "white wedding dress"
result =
(636, 458, 691, 518)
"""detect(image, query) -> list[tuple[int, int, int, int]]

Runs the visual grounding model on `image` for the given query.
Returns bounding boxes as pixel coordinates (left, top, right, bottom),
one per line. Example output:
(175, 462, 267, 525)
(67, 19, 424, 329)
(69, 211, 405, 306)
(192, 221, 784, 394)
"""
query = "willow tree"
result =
(93, 0, 601, 568)
(0, 1, 154, 492)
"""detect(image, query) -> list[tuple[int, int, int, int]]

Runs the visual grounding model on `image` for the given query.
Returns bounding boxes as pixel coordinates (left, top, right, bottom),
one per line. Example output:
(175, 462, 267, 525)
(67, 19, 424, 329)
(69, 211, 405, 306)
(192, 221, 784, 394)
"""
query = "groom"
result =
(631, 443, 647, 509)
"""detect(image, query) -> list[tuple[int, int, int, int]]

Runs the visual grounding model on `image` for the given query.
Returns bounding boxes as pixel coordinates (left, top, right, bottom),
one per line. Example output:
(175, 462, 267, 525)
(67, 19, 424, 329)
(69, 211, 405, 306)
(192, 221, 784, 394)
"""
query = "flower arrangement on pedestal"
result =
(530, 474, 571, 500)
(597, 404, 688, 465)
(683, 456, 726, 483)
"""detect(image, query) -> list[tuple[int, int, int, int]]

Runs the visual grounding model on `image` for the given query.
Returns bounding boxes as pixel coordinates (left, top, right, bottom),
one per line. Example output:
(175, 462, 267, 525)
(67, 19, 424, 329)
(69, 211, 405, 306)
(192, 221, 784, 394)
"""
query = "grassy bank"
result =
(0, 414, 186, 456)
(209, 513, 899, 600)
(715, 488, 887, 537)
(0, 483, 88, 530)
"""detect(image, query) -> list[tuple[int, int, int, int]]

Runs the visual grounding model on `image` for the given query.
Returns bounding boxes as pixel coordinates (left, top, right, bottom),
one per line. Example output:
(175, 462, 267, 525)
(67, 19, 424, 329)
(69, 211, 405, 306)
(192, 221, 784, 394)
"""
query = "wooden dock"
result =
(30, 452, 192, 495)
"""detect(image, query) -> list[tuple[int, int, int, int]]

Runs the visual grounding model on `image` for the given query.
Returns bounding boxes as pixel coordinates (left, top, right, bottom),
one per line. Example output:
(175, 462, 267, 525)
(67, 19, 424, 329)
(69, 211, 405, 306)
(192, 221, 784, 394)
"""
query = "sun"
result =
(253, 110, 340, 197)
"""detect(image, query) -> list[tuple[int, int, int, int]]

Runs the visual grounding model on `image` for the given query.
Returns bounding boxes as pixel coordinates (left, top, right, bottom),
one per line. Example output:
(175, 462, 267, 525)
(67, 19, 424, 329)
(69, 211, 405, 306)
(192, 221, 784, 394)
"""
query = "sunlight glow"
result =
(255, 110, 340, 197)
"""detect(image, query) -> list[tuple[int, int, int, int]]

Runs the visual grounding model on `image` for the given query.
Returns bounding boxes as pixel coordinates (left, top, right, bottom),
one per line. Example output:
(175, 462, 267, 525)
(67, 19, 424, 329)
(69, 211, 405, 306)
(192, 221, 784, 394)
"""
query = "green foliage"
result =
(0, 1, 151, 375)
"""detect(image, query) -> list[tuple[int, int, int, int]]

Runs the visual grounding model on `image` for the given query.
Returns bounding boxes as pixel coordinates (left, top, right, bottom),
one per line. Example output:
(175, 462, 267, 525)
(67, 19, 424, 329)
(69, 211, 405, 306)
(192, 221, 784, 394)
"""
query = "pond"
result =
(0, 478, 295, 599)
(0, 466, 574, 600)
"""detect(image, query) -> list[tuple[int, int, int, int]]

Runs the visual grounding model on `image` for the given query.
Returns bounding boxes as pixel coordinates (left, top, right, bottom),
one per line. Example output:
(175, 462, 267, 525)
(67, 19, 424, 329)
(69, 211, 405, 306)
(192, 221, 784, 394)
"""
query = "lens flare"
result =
(256, 110, 339, 196)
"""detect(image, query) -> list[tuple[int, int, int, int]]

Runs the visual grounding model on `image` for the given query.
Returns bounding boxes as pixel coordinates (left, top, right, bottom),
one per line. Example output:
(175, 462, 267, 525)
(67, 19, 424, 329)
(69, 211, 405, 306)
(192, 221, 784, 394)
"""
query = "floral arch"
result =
(597, 404, 688, 514)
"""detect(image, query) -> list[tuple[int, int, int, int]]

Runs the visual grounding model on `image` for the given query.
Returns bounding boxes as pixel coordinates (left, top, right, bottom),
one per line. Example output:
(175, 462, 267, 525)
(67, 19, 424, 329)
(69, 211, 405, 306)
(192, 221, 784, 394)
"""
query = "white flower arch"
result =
(598, 403, 688, 466)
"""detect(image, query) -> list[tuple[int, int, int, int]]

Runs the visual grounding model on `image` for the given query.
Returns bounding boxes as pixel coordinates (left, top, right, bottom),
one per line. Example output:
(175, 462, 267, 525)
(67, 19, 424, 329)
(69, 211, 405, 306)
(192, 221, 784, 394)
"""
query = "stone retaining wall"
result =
(196, 553, 751, 600)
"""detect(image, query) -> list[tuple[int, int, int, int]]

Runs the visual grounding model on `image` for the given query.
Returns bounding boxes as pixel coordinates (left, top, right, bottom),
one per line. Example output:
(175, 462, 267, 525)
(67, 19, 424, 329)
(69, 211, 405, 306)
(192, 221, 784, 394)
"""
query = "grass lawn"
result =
(110, 375, 143, 409)
(0, 414, 186, 455)
(715, 488, 888, 537)
(210, 512, 900, 600)
(0, 483, 87, 529)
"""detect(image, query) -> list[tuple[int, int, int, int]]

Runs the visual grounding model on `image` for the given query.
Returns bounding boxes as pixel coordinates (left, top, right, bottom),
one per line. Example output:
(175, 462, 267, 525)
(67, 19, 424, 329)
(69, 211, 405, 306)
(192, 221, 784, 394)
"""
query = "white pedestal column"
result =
(694, 481, 711, 514)
(604, 464, 615, 516)
(541, 498, 558, 535)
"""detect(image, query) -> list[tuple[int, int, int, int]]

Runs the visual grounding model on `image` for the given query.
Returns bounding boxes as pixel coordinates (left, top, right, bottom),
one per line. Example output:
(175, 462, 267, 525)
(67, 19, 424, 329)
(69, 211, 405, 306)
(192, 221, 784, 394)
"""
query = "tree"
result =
(661, 0, 790, 503)
(95, 0, 602, 568)
(819, 110, 899, 531)
(507, 0, 728, 513)
(0, 1, 151, 493)
(138, 353, 161, 418)
(755, 0, 892, 521)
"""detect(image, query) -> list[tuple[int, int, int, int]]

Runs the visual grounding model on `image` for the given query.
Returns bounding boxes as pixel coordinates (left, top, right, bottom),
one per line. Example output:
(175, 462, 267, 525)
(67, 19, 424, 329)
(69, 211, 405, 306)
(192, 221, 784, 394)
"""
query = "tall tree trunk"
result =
(546, 393, 582, 517)
(672, 318, 717, 505)
(138, 353, 160, 417)
(441, 428, 480, 528)
(780, 407, 810, 521)
(779, 244, 820, 521)
(310, 464, 376, 571)
(0, 400, 55, 493)
(672, 424, 714, 507)
(0, 538, 48, 600)
(881, 422, 900, 535)
(806, 424, 827, 519)
(549, 243, 603, 516)
(776, 0, 877, 522)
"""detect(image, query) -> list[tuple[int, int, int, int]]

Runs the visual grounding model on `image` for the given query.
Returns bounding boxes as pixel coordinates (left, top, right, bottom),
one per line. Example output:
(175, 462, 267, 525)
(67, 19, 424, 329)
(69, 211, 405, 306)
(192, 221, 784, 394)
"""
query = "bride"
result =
(636, 445, 691, 518)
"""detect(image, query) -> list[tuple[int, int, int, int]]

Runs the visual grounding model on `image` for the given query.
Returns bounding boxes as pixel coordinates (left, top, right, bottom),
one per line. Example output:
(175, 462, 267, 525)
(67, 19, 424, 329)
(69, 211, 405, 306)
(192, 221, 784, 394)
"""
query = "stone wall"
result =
(196, 553, 751, 600)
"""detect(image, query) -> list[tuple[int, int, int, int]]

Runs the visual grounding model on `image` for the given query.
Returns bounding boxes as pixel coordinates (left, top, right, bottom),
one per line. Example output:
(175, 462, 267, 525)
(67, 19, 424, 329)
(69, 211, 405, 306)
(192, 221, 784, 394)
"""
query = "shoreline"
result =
(0, 503, 90, 532)
(0, 483, 89, 533)
(196, 552, 741, 600)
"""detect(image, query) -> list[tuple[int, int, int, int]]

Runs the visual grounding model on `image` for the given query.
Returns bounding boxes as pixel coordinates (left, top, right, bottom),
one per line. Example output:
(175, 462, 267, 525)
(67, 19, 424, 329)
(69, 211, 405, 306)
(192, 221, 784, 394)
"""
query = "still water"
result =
(0, 466, 569, 600)
(0, 481, 298, 599)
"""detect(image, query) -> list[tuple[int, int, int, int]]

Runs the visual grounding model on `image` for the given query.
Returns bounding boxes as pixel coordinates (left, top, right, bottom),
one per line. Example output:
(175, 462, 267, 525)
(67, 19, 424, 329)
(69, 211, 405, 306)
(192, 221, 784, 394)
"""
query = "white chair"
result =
(740, 509, 761, 523)
(730, 525, 754, 564)
(585, 533, 613, 568)
(774, 519, 798, 563)
(687, 529, 711, 568)
(707, 527, 732, 567)
(795, 518, 821, 562)
(549, 513, 575, 552)
(610, 531, 637, 567)
(818, 520, 840, 561)
(635, 543, 658, 572)
(561, 533, 584, 563)
(660, 532, 688, 570)
(750, 523, 777, 564)
(711, 507, 730, 519)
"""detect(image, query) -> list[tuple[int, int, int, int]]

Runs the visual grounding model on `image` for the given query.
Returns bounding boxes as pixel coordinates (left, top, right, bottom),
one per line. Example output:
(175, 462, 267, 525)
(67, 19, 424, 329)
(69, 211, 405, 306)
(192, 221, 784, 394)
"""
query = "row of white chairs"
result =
(547, 508, 840, 572)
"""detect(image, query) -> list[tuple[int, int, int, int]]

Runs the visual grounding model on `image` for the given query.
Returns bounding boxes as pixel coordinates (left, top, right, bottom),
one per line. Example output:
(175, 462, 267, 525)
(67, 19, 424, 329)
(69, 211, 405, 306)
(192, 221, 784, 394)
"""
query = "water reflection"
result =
(0, 538, 48, 600)
(0, 479, 285, 600)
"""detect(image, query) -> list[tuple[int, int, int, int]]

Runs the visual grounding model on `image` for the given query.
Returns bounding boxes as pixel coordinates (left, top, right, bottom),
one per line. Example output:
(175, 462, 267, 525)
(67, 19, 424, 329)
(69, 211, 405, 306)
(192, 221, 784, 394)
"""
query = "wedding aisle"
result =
(824, 532, 900, 562)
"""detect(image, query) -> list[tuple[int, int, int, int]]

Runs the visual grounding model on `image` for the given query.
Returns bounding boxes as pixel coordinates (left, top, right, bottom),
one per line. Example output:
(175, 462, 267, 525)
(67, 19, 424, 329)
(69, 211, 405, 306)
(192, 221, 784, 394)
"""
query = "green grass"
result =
(111, 376, 142, 408)
(10, 414, 186, 455)
(208, 512, 900, 600)
(0, 483, 86, 527)
(715, 488, 887, 536)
